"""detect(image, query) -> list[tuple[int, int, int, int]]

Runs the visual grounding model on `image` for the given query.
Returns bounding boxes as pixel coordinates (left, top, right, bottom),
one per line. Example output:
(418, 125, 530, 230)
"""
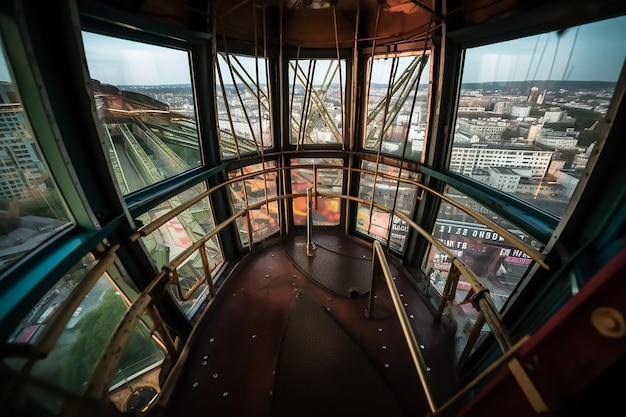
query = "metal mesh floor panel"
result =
(284, 233, 373, 298)
(271, 291, 404, 417)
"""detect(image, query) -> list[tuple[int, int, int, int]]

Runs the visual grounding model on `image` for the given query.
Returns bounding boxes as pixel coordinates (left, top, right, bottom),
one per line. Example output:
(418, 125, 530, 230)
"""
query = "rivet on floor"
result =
(252, 334, 258, 339)
(382, 345, 387, 350)
(202, 361, 207, 365)
(192, 382, 199, 387)
(213, 373, 219, 378)
(378, 328, 383, 332)
(409, 314, 415, 319)
(203, 355, 209, 359)
(209, 337, 215, 342)
(223, 392, 229, 397)
(419, 344, 425, 349)
(384, 363, 390, 368)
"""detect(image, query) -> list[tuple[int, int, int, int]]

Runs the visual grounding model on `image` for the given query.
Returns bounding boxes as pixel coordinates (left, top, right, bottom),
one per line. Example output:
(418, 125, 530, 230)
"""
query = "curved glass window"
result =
(215, 53, 272, 159)
(5, 254, 165, 413)
(82, 32, 201, 195)
(291, 157, 343, 226)
(136, 183, 224, 317)
(450, 16, 626, 218)
(288, 58, 346, 146)
(0, 39, 73, 274)
(364, 53, 431, 161)
(227, 161, 279, 248)
(356, 160, 419, 252)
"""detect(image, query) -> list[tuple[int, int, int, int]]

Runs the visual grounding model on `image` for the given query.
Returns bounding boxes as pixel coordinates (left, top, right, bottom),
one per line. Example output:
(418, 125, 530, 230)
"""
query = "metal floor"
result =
(166, 230, 459, 417)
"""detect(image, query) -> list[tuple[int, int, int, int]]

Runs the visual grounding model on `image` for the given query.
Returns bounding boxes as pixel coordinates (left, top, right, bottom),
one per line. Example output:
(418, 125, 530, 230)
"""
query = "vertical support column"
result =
(306, 187, 315, 256)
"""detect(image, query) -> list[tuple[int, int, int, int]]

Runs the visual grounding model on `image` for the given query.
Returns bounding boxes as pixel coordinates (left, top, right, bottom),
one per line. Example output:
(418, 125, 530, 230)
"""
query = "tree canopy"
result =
(60, 290, 162, 392)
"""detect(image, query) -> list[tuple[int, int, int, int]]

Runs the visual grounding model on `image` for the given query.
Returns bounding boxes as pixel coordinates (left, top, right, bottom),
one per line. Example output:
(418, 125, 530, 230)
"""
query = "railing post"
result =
(435, 264, 461, 320)
(306, 187, 315, 256)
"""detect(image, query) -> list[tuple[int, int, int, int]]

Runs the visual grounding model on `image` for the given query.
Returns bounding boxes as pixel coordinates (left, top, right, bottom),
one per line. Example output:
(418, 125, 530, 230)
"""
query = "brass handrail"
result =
(107, 162, 549, 412)
(367, 239, 532, 416)
(306, 187, 315, 256)
(368, 240, 438, 413)
(137, 181, 513, 354)
(33, 245, 120, 359)
(50, 178, 536, 413)
(130, 162, 548, 270)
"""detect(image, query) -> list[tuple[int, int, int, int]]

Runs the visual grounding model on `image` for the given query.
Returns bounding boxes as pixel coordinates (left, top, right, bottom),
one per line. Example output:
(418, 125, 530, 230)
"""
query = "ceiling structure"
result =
(84, 0, 532, 49)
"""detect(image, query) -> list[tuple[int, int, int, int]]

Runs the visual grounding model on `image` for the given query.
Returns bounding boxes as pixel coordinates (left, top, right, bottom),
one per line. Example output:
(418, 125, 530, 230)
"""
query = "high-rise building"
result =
(0, 83, 46, 201)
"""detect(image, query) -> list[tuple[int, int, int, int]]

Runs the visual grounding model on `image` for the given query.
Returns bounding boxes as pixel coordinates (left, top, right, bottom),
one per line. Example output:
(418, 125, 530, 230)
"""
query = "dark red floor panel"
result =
(166, 231, 459, 417)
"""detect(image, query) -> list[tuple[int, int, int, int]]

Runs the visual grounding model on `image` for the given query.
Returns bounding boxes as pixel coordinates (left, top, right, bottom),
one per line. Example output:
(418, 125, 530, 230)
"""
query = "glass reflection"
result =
(356, 160, 418, 252)
(0, 39, 73, 274)
(137, 184, 223, 317)
(228, 162, 279, 247)
(291, 158, 343, 226)
(82, 32, 202, 195)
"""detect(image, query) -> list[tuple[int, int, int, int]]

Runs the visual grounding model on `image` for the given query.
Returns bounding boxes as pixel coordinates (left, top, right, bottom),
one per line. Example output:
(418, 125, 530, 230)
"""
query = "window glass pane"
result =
(424, 185, 545, 358)
(82, 32, 201, 195)
(227, 162, 279, 247)
(5, 254, 165, 413)
(364, 53, 430, 161)
(215, 53, 272, 159)
(291, 158, 343, 226)
(356, 160, 419, 251)
(136, 183, 223, 317)
(451, 16, 626, 218)
(424, 185, 543, 308)
(0, 38, 73, 273)
(289, 59, 346, 145)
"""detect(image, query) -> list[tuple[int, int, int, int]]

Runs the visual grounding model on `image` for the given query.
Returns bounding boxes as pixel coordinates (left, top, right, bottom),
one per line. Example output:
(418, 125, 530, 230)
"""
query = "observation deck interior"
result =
(1, 1, 626, 417)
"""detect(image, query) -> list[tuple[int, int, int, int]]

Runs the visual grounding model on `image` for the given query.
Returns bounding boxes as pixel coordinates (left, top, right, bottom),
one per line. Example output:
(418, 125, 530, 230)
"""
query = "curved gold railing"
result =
(2, 161, 550, 415)
(123, 162, 547, 414)
(368, 240, 533, 416)
(130, 162, 548, 270)
(125, 161, 548, 380)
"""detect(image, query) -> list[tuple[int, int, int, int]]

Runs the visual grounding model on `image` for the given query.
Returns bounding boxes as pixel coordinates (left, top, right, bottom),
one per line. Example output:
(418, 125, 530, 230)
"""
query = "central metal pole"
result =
(306, 187, 315, 256)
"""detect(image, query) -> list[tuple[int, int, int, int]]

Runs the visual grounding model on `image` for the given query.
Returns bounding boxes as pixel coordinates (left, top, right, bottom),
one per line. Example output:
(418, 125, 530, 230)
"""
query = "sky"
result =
(461, 15, 626, 83)
(0, 15, 625, 85)
(81, 32, 192, 86)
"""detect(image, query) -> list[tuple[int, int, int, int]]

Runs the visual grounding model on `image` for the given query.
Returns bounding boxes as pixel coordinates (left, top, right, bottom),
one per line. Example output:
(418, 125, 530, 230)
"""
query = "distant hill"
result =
(460, 80, 616, 91)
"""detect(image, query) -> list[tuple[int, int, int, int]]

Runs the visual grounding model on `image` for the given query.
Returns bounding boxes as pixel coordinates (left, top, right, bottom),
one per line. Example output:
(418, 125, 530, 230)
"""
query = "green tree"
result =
(60, 290, 161, 392)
